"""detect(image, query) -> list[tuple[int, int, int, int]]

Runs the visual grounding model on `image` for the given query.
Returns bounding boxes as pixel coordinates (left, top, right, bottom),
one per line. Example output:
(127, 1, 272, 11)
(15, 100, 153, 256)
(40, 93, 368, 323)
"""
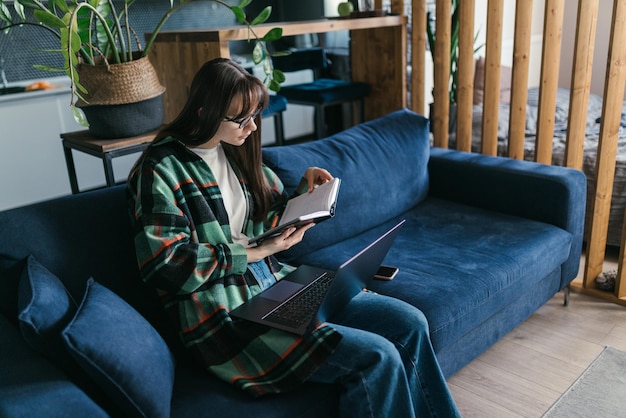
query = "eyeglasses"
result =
(224, 107, 263, 129)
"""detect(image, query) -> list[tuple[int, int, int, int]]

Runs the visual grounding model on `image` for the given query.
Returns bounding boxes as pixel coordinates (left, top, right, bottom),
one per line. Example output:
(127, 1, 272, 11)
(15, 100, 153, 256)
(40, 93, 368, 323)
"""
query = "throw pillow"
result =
(473, 56, 512, 105)
(62, 278, 175, 418)
(17, 254, 77, 359)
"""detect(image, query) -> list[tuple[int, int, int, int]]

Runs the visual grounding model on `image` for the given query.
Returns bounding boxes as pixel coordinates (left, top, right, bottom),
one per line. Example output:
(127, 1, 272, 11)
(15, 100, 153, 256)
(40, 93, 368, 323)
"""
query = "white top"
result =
(190, 144, 250, 246)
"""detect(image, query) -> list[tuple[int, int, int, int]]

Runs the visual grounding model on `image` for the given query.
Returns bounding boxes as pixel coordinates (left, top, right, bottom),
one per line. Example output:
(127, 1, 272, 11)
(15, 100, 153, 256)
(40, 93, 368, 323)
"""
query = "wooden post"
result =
(411, 0, 427, 115)
(432, 0, 451, 148)
(534, 0, 564, 165)
(507, 0, 534, 160)
(480, 0, 504, 156)
(564, 0, 599, 170)
(583, 0, 626, 300)
(455, 0, 475, 152)
(389, 0, 403, 14)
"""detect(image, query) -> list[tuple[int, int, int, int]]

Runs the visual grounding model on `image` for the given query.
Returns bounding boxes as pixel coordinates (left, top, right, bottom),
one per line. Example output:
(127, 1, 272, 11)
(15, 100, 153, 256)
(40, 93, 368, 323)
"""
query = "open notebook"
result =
(248, 178, 341, 245)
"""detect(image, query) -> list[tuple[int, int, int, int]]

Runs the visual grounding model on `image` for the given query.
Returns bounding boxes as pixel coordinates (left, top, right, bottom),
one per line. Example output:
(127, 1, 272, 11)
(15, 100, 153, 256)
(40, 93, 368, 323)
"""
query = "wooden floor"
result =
(447, 252, 626, 417)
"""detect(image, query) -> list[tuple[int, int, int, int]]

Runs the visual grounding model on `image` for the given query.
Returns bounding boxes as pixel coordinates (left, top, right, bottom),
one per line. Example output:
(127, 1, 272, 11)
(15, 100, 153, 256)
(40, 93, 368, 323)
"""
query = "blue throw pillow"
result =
(17, 255, 77, 359)
(62, 278, 175, 418)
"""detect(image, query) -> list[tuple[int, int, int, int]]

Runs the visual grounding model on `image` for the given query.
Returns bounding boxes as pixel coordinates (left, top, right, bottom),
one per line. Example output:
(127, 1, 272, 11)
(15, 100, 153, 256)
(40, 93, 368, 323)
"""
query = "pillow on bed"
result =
(473, 56, 512, 105)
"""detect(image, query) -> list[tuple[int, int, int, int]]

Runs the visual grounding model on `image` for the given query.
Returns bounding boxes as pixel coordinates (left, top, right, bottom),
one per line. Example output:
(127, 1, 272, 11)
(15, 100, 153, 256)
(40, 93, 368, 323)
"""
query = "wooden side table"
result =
(60, 129, 157, 194)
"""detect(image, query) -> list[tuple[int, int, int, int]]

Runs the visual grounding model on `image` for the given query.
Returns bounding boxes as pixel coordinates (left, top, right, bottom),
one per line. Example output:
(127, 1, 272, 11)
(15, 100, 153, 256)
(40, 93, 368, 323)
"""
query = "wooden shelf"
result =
(151, 16, 405, 42)
(60, 129, 157, 153)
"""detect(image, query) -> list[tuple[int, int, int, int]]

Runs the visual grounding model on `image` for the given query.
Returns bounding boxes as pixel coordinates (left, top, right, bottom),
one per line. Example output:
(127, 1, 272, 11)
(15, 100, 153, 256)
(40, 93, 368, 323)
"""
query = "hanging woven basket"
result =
(75, 52, 166, 138)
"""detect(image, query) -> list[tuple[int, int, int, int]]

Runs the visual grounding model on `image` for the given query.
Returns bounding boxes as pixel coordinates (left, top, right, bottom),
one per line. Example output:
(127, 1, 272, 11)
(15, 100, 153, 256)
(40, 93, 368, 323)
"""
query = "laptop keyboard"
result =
(264, 273, 334, 328)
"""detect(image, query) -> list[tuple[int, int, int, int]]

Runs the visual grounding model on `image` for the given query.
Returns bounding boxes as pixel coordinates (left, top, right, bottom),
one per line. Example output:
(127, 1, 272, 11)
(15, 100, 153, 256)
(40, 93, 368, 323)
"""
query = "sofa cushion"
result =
(292, 198, 573, 354)
(263, 109, 431, 261)
(0, 255, 26, 325)
(62, 278, 175, 418)
(17, 255, 77, 359)
(0, 314, 109, 418)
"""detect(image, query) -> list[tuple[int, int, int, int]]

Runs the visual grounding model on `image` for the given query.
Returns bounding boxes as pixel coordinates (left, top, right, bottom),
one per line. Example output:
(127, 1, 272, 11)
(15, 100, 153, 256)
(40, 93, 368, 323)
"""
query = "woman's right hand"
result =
(246, 223, 315, 263)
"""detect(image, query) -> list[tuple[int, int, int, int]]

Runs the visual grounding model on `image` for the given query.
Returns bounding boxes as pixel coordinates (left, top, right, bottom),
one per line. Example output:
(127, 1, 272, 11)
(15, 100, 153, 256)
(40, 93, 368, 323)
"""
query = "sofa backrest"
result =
(262, 109, 431, 261)
(0, 186, 169, 336)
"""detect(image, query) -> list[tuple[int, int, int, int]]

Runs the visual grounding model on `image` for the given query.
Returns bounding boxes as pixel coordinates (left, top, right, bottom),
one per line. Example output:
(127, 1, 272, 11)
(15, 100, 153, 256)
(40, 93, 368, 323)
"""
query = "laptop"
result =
(230, 220, 405, 335)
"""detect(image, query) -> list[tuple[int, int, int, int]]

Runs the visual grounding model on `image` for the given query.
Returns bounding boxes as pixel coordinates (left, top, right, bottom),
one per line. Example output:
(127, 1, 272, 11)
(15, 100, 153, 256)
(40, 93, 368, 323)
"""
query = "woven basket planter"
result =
(76, 53, 166, 139)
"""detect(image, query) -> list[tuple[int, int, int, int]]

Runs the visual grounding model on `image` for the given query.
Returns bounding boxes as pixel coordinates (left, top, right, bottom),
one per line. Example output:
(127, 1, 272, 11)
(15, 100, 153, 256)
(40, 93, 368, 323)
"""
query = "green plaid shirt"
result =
(127, 137, 340, 397)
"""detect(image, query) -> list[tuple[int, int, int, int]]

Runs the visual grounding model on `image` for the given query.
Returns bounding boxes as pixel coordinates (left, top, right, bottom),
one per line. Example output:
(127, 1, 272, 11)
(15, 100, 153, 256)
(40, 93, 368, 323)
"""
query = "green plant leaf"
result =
(74, 77, 87, 94)
(268, 79, 280, 92)
(261, 27, 282, 42)
(51, 0, 69, 13)
(230, 6, 245, 23)
(72, 106, 89, 127)
(14, 1, 41, 10)
(237, 0, 252, 9)
(250, 6, 271, 26)
(33, 64, 64, 72)
(0, 3, 12, 23)
(33, 9, 65, 28)
(262, 55, 271, 74)
(272, 69, 285, 83)
(252, 41, 264, 64)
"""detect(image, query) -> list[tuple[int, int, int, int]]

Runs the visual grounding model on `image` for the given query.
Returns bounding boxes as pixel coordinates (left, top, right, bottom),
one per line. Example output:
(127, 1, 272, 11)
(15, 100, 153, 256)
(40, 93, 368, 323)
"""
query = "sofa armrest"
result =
(0, 315, 108, 417)
(428, 147, 587, 287)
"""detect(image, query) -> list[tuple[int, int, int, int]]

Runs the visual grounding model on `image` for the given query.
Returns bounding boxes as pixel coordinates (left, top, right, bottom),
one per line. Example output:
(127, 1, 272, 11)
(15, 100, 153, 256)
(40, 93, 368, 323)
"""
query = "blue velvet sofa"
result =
(0, 109, 586, 417)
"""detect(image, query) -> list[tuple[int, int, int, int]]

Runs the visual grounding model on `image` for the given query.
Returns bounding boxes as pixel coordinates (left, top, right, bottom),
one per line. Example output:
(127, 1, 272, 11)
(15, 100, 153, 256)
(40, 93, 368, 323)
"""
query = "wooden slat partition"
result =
(507, 0, 534, 159)
(582, 0, 626, 301)
(534, 0, 564, 164)
(563, 0, 598, 170)
(412, 0, 626, 304)
(455, 0, 476, 152)
(411, 0, 427, 115)
(479, 0, 504, 156)
(431, 0, 451, 148)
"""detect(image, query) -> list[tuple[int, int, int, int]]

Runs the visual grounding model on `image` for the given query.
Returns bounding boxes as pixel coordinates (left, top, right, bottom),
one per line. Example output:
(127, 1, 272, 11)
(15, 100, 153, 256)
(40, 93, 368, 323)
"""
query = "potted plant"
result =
(0, 0, 284, 138)
(426, 0, 482, 132)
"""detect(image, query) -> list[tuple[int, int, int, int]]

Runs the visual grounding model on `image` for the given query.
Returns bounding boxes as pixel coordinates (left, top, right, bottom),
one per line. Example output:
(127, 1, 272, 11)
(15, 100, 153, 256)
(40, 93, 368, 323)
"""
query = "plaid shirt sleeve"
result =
(128, 140, 249, 295)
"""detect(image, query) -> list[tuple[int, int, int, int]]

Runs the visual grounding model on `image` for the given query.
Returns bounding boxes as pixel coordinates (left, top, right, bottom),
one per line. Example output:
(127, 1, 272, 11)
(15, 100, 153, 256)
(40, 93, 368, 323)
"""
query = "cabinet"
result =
(0, 82, 139, 210)
(148, 16, 407, 124)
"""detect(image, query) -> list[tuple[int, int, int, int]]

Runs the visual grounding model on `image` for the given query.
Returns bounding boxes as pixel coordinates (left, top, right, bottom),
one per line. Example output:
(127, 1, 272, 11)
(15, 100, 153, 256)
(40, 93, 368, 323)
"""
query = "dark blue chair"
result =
(272, 48, 370, 139)
(262, 94, 287, 145)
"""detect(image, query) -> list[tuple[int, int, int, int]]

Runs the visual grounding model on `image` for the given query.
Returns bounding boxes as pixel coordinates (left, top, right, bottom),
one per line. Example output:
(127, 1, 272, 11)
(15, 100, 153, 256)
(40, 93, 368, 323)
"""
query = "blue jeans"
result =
(248, 260, 459, 417)
(247, 259, 276, 290)
(308, 291, 460, 418)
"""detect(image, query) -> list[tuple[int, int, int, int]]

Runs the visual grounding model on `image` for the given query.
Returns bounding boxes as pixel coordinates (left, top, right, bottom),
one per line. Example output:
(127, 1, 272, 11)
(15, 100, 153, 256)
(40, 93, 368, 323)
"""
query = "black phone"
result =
(374, 265, 399, 281)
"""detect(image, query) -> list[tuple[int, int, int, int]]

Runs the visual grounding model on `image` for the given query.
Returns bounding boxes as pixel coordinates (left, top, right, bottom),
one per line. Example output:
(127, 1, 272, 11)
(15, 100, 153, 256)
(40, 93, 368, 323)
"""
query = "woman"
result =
(127, 58, 460, 418)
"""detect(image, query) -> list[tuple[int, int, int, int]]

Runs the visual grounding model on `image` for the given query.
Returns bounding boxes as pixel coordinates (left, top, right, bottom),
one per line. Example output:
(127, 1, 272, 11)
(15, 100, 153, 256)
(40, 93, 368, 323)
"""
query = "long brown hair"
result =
(156, 58, 272, 222)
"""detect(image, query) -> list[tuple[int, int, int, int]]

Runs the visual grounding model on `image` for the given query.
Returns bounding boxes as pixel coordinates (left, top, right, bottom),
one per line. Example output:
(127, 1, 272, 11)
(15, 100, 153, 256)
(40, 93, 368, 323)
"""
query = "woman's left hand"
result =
(303, 167, 333, 192)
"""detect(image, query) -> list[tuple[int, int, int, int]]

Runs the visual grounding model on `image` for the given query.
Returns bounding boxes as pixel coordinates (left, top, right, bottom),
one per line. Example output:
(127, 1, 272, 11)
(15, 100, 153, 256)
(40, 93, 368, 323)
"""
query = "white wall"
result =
(559, 0, 616, 97)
